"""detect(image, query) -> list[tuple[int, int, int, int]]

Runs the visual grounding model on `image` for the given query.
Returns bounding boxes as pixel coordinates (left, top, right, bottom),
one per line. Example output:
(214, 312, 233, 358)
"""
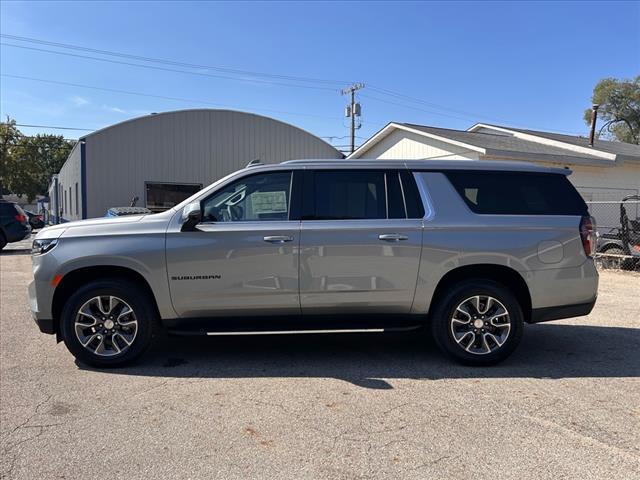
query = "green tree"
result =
(0, 118, 75, 202)
(584, 76, 640, 144)
(0, 116, 23, 197)
(16, 134, 75, 202)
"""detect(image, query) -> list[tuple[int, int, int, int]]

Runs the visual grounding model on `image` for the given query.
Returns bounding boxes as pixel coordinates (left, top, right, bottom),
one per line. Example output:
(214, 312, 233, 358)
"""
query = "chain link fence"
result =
(586, 199, 640, 271)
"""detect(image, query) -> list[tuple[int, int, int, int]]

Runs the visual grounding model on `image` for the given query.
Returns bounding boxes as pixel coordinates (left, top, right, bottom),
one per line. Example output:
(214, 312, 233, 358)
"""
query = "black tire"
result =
(0, 233, 6, 251)
(60, 278, 157, 367)
(430, 279, 524, 366)
(599, 247, 626, 270)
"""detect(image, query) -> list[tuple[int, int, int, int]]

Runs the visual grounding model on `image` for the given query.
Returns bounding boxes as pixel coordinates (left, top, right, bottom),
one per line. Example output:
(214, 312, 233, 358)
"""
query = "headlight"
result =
(32, 239, 58, 256)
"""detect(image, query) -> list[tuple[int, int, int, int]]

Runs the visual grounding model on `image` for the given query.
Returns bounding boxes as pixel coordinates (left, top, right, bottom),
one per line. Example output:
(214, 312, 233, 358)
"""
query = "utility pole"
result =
(342, 83, 364, 154)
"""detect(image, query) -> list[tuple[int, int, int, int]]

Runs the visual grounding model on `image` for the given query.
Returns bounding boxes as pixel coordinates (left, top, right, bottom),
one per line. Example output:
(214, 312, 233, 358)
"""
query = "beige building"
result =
(350, 122, 640, 202)
(49, 109, 343, 222)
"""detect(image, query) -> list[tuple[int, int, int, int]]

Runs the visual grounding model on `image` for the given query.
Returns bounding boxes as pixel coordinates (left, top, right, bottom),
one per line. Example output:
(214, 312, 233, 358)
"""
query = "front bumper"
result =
(34, 317, 56, 334)
(28, 279, 56, 334)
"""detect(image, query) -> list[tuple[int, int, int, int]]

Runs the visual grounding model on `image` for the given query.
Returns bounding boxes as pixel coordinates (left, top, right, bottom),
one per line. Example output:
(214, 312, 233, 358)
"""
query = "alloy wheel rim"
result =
(450, 295, 511, 355)
(74, 296, 138, 357)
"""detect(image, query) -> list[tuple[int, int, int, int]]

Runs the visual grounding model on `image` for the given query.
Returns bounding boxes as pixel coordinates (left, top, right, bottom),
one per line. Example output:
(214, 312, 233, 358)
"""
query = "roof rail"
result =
(280, 159, 348, 164)
(246, 159, 263, 168)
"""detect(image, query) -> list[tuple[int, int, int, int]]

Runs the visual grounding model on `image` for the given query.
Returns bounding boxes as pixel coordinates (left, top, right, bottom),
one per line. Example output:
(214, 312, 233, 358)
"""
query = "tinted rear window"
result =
(0, 203, 17, 215)
(400, 171, 426, 218)
(386, 172, 406, 219)
(307, 171, 386, 220)
(445, 171, 587, 215)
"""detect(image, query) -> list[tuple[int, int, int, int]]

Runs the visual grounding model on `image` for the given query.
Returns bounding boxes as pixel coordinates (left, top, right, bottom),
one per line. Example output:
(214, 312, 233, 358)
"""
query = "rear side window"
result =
(386, 172, 406, 219)
(445, 171, 587, 215)
(306, 171, 386, 220)
(400, 171, 426, 218)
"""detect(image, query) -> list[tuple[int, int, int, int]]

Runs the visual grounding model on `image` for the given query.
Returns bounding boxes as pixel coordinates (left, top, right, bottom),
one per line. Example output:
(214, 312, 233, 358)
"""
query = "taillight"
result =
(580, 215, 596, 257)
(15, 214, 27, 224)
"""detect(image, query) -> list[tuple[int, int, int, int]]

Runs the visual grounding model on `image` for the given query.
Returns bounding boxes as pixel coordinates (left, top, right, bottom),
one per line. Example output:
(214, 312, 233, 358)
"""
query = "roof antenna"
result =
(246, 158, 263, 168)
(588, 104, 599, 147)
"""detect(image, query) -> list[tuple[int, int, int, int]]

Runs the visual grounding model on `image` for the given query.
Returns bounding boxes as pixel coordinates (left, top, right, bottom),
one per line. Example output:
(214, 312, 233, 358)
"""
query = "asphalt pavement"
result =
(1, 253, 639, 479)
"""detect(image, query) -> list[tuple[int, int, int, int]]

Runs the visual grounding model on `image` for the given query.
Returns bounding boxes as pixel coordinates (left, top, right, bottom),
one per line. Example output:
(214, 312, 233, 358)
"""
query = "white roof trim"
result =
(348, 123, 396, 159)
(468, 123, 617, 161)
(349, 122, 485, 158)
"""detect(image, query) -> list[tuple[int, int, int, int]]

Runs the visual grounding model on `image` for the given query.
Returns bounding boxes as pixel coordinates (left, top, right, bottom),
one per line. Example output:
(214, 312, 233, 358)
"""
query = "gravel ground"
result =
(1, 253, 639, 480)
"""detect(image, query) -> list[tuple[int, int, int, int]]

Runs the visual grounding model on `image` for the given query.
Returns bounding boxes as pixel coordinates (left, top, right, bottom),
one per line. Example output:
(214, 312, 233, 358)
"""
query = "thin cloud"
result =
(102, 105, 127, 114)
(70, 96, 89, 107)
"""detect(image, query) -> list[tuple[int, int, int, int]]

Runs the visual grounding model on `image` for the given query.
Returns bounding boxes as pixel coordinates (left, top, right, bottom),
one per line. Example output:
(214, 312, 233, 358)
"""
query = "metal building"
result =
(49, 109, 343, 221)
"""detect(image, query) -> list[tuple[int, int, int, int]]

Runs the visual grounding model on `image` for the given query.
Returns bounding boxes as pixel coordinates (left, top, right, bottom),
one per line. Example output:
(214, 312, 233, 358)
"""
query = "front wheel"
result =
(60, 279, 157, 367)
(430, 280, 524, 366)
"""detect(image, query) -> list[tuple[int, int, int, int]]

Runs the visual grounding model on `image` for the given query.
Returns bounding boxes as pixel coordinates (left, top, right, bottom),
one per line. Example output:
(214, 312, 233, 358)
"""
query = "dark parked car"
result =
(25, 210, 45, 230)
(105, 206, 152, 217)
(0, 201, 32, 250)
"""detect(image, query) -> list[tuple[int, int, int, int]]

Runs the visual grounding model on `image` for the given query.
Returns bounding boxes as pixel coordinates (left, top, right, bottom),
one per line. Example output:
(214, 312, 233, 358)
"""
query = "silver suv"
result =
(28, 160, 598, 367)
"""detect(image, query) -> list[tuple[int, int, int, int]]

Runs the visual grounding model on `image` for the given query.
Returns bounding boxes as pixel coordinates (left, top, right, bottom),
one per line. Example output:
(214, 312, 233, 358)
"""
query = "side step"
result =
(164, 315, 424, 337)
(204, 328, 385, 336)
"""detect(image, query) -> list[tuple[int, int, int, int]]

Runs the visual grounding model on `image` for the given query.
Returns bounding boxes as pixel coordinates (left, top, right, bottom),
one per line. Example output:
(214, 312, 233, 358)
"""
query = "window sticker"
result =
(251, 191, 288, 214)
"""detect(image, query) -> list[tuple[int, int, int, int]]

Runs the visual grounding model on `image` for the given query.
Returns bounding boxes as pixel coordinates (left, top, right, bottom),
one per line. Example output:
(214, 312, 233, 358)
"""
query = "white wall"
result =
(358, 129, 480, 160)
(55, 142, 82, 222)
(358, 127, 640, 204)
(532, 160, 640, 201)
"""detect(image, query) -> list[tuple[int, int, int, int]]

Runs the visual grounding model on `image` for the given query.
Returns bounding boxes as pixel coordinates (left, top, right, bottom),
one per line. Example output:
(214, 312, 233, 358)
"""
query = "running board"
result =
(205, 328, 386, 336)
(164, 315, 424, 337)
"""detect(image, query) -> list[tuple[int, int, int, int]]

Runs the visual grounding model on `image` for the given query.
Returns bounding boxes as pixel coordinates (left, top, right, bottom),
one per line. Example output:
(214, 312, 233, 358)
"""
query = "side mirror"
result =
(181, 201, 202, 232)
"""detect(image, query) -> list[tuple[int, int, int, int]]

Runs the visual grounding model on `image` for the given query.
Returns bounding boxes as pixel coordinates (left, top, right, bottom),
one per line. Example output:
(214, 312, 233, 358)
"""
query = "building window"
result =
(75, 183, 79, 215)
(145, 182, 202, 212)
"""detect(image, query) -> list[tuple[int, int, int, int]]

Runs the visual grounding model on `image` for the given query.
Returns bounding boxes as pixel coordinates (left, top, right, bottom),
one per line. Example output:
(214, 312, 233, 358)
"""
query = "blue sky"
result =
(1, 1, 638, 152)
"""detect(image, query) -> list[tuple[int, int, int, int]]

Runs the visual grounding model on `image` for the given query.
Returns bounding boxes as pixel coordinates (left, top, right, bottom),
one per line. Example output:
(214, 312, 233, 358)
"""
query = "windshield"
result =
(170, 170, 244, 213)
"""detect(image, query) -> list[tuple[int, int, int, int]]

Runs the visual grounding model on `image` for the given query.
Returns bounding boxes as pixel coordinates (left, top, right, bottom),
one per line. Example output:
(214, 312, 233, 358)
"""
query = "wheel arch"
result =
(599, 241, 625, 252)
(51, 265, 161, 338)
(429, 264, 532, 323)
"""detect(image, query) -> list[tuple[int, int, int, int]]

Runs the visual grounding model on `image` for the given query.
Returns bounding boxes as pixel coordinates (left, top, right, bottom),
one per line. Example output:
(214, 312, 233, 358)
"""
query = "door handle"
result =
(263, 235, 294, 243)
(378, 233, 408, 242)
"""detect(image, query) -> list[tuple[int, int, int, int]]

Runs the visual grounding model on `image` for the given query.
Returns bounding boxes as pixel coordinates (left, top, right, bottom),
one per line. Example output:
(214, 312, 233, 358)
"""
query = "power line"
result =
(0, 36, 524, 129)
(361, 93, 481, 122)
(366, 87, 586, 135)
(12, 119, 361, 145)
(0, 43, 339, 92)
(15, 123, 93, 131)
(1, 34, 583, 135)
(1, 35, 586, 136)
(2, 74, 344, 122)
(1, 33, 351, 86)
(367, 85, 511, 123)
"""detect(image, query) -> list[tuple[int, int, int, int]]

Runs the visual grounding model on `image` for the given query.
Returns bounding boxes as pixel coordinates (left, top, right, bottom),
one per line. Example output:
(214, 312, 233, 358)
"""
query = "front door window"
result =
(201, 171, 292, 223)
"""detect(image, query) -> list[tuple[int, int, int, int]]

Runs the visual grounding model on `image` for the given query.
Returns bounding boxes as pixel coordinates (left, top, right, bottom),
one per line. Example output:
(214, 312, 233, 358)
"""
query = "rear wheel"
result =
(60, 279, 157, 367)
(430, 280, 524, 366)
(598, 247, 625, 270)
(0, 233, 6, 251)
